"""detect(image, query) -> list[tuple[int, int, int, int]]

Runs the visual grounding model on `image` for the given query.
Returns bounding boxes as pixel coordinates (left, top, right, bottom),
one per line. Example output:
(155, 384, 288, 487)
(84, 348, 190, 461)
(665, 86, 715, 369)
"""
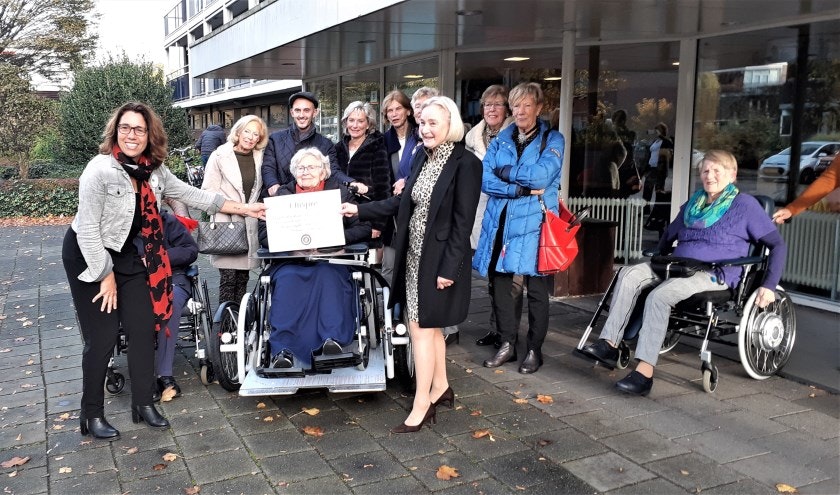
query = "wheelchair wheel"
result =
(105, 371, 125, 395)
(738, 287, 796, 380)
(208, 305, 242, 392)
(702, 364, 719, 393)
(659, 328, 681, 354)
(200, 363, 215, 385)
(616, 341, 631, 369)
(393, 339, 415, 390)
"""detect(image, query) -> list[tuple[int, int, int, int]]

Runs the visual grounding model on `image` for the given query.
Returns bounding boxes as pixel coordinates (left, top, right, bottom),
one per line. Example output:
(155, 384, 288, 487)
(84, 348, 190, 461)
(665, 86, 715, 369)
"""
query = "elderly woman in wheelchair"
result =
(257, 148, 372, 371)
(579, 150, 788, 395)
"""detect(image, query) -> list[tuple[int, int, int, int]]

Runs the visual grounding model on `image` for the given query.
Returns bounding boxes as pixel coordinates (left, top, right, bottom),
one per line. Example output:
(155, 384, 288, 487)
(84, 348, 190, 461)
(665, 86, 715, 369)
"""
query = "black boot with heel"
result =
(131, 405, 170, 429)
(80, 417, 120, 441)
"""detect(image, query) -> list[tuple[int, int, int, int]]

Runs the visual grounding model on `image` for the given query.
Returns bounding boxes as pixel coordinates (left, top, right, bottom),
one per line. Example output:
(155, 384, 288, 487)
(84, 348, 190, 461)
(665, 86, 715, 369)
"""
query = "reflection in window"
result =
(307, 79, 339, 143)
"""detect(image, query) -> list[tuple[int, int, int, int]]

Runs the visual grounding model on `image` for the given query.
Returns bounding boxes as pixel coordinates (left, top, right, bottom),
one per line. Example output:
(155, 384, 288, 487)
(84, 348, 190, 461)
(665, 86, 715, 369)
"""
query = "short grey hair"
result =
(341, 101, 377, 134)
(421, 96, 465, 143)
(508, 82, 544, 107)
(289, 147, 331, 181)
(411, 86, 439, 109)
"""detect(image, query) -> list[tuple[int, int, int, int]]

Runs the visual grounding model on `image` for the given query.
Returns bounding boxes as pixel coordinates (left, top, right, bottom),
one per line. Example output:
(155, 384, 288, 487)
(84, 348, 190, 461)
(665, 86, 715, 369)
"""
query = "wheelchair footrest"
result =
(312, 351, 362, 371)
(256, 367, 306, 378)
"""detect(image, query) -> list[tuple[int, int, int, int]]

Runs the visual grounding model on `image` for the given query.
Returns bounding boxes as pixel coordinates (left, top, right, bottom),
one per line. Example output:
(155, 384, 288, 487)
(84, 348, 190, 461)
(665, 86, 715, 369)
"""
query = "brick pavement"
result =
(0, 225, 838, 494)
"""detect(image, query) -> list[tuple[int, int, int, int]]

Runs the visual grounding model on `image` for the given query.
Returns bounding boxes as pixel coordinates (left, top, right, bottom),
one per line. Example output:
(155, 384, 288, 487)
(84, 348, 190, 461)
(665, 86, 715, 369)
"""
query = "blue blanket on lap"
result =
(267, 262, 357, 368)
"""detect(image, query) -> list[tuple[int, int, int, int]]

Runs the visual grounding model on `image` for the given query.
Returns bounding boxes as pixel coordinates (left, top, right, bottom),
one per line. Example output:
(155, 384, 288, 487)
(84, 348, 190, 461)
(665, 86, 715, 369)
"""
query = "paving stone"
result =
(1, 389, 44, 409)
(446, 430, 529, 461)
(405, 449, 488, 491)
(524, 426, 609, 463)
(45, 392, 81, 415)
(603, 477, 688, 494)
(631, 408, 718, 439)
(793, 391, 840, 419)
(485, 407, 563, 439)
(1, 404, 46, 427)
(658, 392, 739, 419)
(562, 452, 656, 492)
(805, 454, 839, 481)
(275, 475, 352, 494)
(260, 450, 333, 484)
(646, 452, 744, 491)
(727, 452, 831, 489)
(158, 389, 220, 415)
(0, 419, 46, 449)
(327, 449, 410, 487)
(427, 406, 495, 437)
(379, 426, 453, 462)
(560, 408, 644, 439)
(592, 393, 671, 420)
(456, 389, 537, 417)
(112, 445, 187, 481)
(0, 465, 49, 495)
(166, 407, 235, 436)
(201, 472, 278, 494)
(303, 425, 381, 460)
(798, 477, 840, 495)
(478, 449, 595, 491)
(286, 404, 358, 433)
(44, 379, 83, 399)
(186, 447, 260, 484)
(354, 404, 414, 439)
(673, 429, 769, 464)
(700, 409, 790, 440)
(49, 468, 121, 495)
(47, 444, 115, 478)
(241, 429, 313, 459)
(176, 426, 244, 458)
(724, 393, 812, 419)
(354, 473, 427, 494)
(274, 389, 344, 415)
(333, 391, 394, 418)
(602, 429, 690, 464)
(772, 409, 840, 440)
(215, 394, 277, 417)
(121, 470, 196, 495)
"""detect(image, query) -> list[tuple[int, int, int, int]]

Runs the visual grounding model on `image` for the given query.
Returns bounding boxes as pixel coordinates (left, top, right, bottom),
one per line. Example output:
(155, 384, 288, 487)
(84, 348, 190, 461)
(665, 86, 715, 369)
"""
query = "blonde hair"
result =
(508, 82, 544, 107)
(699, 149, 738, 174)
(421, 96, 465, 143)
(341, 101, 377, 134)
(229, 115, 268, 150)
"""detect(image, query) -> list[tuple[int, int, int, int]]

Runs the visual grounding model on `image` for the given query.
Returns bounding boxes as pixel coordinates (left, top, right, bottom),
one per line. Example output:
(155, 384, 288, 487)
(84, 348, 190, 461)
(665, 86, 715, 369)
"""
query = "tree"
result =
(0, 0, 98, 81)
(0, 62, 56, 177)
(58, 55, 191, 167)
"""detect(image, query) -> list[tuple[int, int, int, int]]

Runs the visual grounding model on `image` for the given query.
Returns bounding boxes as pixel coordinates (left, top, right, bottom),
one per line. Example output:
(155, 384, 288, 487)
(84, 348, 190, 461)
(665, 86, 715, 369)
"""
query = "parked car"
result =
(815, 149, 839, 178)
(758, 141, 840, 184)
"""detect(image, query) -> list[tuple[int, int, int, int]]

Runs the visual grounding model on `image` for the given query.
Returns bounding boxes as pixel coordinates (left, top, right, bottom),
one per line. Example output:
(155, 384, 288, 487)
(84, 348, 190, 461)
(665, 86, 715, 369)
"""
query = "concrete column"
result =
(558, 0, 576, 201)
(671, 38, 699, 216)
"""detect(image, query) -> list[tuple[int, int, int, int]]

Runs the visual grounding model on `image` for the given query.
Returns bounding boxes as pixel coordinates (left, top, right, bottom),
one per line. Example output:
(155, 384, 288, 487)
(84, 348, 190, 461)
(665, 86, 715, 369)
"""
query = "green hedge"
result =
(0, 179, 79, 217)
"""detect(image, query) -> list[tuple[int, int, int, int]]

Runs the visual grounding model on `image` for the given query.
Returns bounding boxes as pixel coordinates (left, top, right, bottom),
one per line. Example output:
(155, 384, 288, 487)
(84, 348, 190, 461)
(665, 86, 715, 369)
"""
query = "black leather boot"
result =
(483, 342, 517, 368)
(475, 331, 501, 348)
(80, 417, 120, 440)
(131, 405, 170, 429)
(518, 349, 544, 374)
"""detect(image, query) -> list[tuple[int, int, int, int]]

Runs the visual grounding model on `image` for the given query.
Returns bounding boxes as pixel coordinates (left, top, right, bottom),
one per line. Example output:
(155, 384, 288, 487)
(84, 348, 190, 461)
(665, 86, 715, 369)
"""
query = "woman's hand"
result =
(92, 272, 117, 313)
(393, 178, 406, 195)
(339, 203, 358, 217)
(352, 182, 369, 195)
(755, 287, 776, 308)
(436, 276, 454, 290)
(371, 228, 381, 239)
(530, 189, 545, 195)
(772, 207, 792, 224)
(244, 203, 267, 220)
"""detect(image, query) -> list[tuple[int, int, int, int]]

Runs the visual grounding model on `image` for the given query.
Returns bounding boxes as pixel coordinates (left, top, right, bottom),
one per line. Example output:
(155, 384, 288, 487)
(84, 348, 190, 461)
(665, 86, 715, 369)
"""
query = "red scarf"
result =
(295, 181, 326, 194)
(112, 146, 173, 334)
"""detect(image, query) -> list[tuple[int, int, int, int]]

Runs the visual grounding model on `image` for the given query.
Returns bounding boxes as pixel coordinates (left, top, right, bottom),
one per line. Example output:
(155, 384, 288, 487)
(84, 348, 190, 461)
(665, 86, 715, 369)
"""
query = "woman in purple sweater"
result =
(580, 150, 786, 396)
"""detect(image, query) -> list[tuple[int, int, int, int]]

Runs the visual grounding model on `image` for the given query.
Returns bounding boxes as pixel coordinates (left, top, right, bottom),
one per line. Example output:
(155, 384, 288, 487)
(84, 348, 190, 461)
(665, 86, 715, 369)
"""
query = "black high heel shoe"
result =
(80, 417, 120, 440)
(431, 387, 455, 409)
(131, 405, 170, 429)
(391, 404, 436, 434)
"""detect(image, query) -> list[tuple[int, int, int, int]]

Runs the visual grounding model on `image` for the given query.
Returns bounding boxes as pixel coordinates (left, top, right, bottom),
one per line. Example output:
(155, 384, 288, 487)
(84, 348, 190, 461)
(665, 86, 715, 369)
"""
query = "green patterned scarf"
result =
(683, 183, 739, 229)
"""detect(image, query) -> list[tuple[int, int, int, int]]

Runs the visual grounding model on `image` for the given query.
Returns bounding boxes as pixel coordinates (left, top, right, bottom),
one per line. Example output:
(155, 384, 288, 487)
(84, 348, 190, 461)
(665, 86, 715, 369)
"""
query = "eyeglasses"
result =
(117, 124, 148, 137)
(483, 102, 506, 109)
(296, 165, 322, 173)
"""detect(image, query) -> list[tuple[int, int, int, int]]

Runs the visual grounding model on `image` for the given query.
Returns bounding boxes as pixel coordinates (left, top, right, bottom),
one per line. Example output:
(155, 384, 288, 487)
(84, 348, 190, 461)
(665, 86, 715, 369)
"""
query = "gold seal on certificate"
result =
(263, 189, 346, 252)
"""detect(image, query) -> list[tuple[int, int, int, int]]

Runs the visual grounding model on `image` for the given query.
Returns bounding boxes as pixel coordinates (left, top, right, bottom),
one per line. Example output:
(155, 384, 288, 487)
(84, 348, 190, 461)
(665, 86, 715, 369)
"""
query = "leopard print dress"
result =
(405, 142, 454, 323)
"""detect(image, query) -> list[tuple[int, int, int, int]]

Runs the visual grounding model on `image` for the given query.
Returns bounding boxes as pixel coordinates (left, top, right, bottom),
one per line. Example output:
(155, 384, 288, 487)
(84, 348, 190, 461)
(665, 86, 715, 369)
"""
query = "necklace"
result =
(517, 123, 539, 144)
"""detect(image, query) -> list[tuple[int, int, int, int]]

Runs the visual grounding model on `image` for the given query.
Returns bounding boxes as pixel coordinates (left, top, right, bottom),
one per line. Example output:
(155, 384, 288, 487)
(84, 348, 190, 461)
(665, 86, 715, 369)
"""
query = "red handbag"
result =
(537, 197, 585, 274)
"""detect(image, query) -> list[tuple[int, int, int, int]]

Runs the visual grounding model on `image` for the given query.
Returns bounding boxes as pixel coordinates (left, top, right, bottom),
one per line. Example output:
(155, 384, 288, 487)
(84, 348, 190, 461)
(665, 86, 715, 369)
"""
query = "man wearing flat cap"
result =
(261, 91, 353, 196)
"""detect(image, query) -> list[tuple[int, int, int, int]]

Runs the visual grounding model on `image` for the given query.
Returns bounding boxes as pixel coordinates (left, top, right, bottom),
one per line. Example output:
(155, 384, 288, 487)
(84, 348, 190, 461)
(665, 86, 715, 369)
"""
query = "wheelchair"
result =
(575, 196, 796, 393)
(105, 264, 215, 394)
(207, 245, 413, 396)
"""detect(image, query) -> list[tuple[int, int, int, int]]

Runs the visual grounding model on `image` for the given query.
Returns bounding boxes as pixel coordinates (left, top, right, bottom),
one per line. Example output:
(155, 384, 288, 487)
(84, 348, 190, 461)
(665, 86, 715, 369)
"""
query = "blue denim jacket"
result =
(70, 153, 224, 282)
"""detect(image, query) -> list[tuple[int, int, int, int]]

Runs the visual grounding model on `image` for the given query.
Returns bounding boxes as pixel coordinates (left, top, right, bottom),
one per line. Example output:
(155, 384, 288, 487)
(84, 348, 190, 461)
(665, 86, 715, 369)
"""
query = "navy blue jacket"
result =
(161, 212, 199, 289)
(261, 126, 350, 195)
(194, 125, 226, 157)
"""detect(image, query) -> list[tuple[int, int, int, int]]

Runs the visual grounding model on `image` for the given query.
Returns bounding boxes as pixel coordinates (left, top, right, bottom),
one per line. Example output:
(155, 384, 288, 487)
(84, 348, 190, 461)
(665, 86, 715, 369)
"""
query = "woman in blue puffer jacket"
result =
(473, 82, 564, 374)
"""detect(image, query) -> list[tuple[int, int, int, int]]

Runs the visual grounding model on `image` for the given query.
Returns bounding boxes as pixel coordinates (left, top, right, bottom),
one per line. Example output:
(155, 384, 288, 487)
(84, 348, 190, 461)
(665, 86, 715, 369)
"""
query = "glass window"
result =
(340, 69, 381, 135)
(268, 104, 287, 129)
(307, 78, 339, 143)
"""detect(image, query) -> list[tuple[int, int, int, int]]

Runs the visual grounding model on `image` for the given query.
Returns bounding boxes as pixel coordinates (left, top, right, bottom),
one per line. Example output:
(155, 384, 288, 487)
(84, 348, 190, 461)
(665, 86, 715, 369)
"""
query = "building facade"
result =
(164, 0, 840, 303)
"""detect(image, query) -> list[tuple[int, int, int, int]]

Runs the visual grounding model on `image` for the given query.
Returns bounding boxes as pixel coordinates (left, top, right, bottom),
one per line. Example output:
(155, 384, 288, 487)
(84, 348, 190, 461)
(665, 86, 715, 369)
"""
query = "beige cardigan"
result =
(201, 142, 264, 270)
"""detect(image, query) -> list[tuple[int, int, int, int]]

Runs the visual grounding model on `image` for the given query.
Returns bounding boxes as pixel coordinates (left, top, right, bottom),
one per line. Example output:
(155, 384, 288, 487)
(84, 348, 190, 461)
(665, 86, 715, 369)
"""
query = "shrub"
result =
(0, 179, 79, 217)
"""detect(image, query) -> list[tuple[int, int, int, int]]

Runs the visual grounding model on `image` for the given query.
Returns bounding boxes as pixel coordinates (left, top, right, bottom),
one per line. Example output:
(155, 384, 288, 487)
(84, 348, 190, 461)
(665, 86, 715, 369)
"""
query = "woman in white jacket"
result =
(202, 115, 268, 305)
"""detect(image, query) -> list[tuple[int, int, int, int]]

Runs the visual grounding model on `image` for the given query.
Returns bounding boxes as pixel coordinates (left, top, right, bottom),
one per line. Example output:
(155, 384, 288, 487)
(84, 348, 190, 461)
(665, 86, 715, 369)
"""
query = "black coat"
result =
(359, 142, 481, 328)
(258, 176, 372, 249)
(336, 131, 391, 232)
(260, 127, 351, 194)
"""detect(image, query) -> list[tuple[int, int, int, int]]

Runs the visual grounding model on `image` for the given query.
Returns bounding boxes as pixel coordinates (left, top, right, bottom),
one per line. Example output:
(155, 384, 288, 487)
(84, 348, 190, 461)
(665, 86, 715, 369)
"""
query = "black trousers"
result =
(63, 229, 156, 418)
(219, 268, 250, 306)
(488, 210, 550, 351)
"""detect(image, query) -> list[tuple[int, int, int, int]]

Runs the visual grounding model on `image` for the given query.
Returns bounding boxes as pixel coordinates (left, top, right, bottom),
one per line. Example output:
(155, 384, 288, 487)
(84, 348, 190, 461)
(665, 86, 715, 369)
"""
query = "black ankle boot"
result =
(80, 417, 120, 440)
(131, 405, 170, 429)
(483, 342, 517, 368)
(475, 331, 501, 348)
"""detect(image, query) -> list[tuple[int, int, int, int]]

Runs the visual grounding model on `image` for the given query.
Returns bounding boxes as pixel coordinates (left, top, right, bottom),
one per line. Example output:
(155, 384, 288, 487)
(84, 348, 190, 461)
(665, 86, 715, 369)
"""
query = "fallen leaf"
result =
(470, 410, 482, 416)
(152, 463, 167, 471)
(536, 395, 554, 404)
(808, 393, 816, 398)
(513, 398, 529, 404)
(363, 464, 374, 468)
(125, 447, 139, 455)
(494, 369, 504, 374)
(59, 466, 72, 474)
(1, 456, 30, 468)
(776, 483, 798, 493)
(680, 469, 689, 476)
(184, 486, 201, 495)
(256, 402, 266, 409)
(465, 368, 473, 373)
(162, 453, 178, 462)
(8, 470, 18, 477)
(58, 413, 70, 420)
(262, 416, 274, 422)
(471, 429, 491, 439)
(160, 387, 177, 402)
(302, 407, 320, 416)
(0, 349, 10, 353)
(303, 426, 324, 437)
(52, 425, 64, 430)
(15, 433, 22, 441)
(79, 440, 92, 446)
(54, 457, 64, 461)
(435, 465, 460, 480)
(537, 439, 552, 447)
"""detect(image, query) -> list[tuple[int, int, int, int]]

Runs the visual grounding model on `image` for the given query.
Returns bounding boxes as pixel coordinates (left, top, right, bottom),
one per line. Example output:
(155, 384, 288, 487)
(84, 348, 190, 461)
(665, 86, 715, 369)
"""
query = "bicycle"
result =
(170, 146, 204, 188)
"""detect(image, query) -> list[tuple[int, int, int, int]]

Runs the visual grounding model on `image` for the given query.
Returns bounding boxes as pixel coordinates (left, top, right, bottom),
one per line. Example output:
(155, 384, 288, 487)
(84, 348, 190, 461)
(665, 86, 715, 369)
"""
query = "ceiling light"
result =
(403, 74, 424, 79)
(504, 56, 530, 62)
(672, 61, 680, 66)
(456, 9, 482, 16)
(281, 62, 295, 66)
(543, 76, 562, 81)
(358, 39, 376, 44)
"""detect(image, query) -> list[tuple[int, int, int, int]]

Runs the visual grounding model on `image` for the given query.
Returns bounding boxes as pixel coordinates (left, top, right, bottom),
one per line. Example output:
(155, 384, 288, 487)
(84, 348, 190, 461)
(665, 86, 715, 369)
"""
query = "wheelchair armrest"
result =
(708, 255, 765, 268)
(642, 249, 660, 257)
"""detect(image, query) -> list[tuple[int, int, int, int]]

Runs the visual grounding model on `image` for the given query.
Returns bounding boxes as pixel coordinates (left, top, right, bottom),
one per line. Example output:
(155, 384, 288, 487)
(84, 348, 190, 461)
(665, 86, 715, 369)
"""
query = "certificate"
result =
(263, 189, 346, 252)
